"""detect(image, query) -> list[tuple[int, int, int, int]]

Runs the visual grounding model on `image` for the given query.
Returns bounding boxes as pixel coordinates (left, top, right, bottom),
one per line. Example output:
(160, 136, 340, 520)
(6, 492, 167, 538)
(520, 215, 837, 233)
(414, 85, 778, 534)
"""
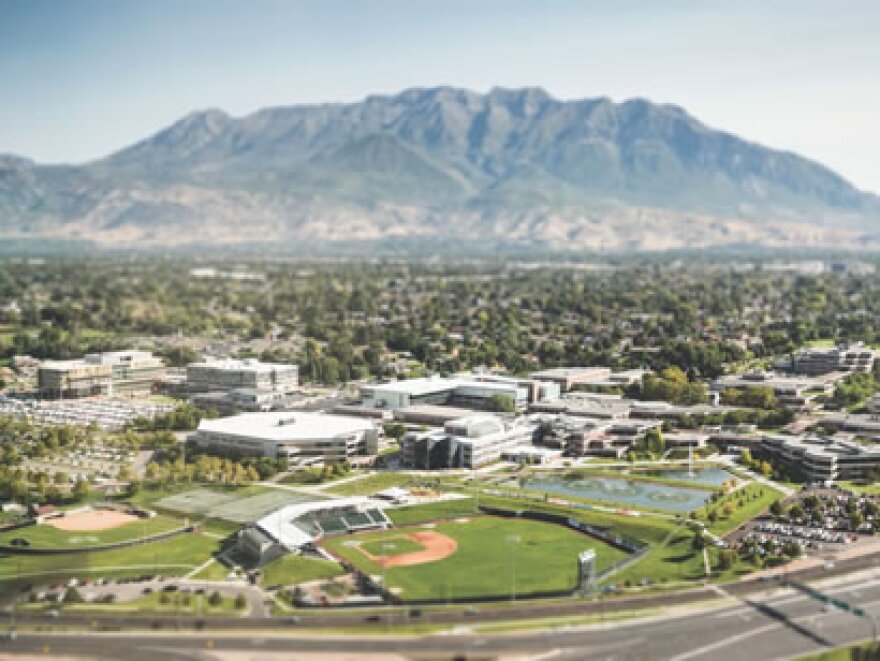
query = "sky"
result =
(1, 0, 879, 192)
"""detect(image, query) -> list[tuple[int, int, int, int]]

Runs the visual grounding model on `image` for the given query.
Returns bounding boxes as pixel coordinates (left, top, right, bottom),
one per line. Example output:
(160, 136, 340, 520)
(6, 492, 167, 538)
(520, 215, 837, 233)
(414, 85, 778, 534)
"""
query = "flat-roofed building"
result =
(400, 414, 537, 469)
(360, 376, 528, 411)
(195, 411, 379, 466)
(761, 434, 880, 483)
(187, 358, 299, 394)
(710, 370, 843, 410)
(792, 343, 878, 376)
(38, 350, 165, 399)
(529, 367, 614, 392)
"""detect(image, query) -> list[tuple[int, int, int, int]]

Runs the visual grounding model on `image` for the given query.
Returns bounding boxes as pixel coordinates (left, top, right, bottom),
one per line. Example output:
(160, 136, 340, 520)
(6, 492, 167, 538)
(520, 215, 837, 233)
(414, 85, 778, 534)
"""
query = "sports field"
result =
(0, 513, 181, 549)
(156, 486, 319, 523)
(322, 515, 628, 601)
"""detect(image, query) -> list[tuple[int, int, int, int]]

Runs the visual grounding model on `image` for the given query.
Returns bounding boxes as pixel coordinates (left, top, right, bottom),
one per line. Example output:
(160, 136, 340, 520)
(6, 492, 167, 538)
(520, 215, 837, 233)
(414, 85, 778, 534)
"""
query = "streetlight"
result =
(506, 535, 520, 602)
(381, 542, 395, 600)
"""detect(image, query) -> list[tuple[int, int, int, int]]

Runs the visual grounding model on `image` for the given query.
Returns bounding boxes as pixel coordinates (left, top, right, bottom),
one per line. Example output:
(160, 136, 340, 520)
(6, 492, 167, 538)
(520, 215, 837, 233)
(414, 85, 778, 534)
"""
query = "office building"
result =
(38, 350, 165, 399)
(400, 414, 537, 469)
(186, 358, 299, 394)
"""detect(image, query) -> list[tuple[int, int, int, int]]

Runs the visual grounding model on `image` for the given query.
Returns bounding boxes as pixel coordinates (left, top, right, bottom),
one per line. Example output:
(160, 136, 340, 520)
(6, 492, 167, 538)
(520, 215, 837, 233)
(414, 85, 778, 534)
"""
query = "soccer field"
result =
(322, 515, 628, 601)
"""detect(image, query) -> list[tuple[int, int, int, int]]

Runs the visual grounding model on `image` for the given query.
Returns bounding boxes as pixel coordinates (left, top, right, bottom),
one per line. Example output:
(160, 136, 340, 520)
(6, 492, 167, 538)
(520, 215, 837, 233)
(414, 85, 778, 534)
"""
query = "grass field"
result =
(325, 472, 415, 496)
(323, 515, 627, 601)
(0, 514, 181, 549)
(259, 554, 344, 587)
(0, 530, 221, 595)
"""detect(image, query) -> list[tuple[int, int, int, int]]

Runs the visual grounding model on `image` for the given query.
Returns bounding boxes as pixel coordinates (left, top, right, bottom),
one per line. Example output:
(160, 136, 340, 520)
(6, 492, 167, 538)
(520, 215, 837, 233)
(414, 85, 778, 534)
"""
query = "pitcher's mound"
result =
(47, 510, 139, 532)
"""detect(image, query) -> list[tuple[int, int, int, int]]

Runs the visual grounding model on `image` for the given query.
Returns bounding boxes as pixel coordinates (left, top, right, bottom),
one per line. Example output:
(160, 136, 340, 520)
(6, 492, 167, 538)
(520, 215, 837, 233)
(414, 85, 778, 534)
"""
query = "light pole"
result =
(381, 542, 395, 601)
(506, 535, 520, 602)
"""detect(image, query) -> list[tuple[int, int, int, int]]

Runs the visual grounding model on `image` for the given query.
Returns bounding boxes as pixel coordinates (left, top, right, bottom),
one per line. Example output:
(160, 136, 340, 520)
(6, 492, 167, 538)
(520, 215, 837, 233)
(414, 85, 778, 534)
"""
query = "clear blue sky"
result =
(2, 0, 878, 192)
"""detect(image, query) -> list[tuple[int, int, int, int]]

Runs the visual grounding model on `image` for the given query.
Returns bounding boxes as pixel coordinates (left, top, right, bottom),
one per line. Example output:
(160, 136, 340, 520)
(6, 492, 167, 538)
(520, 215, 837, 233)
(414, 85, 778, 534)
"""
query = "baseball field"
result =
(321, 515, 628, 601)
(0, 512, 182, 549)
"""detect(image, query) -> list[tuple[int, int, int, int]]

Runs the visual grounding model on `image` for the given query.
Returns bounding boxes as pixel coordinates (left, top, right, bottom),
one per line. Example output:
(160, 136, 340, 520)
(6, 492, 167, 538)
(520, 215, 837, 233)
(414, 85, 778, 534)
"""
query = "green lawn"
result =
(259, 554, 344, 587)
(323, 516, 627, 601)
(0, 514, 181, 549)
(30, 590, 246, 616)
(0, 530, 221, 592)
(325, 472, 415, 496)
(189, 558, 233, 581)
(699, 483, 781, 536)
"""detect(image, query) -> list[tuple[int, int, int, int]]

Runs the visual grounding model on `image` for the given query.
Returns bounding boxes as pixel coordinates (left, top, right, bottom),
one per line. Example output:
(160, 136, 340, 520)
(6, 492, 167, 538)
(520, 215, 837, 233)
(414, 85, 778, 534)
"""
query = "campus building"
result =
(38, 350, 165, 399)
(186, 358, 299, 394)
(710, 370, 842, 410)
(791, 343, 877, 376)
(761, 434, 880, 483)
(400, 414, 537, 469)
(360, 376, 531, 411)
(195, 411, 379, 466)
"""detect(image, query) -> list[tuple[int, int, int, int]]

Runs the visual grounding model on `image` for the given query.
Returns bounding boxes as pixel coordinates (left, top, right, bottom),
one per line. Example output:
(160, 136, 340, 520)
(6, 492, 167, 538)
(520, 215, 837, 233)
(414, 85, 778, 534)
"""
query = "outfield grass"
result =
(0, 514, 181, 549)
(259, 554, 344, 587)
(325, 472, 415, 496)
(323, 516, 627, 601)
(386, 498, 477, 526)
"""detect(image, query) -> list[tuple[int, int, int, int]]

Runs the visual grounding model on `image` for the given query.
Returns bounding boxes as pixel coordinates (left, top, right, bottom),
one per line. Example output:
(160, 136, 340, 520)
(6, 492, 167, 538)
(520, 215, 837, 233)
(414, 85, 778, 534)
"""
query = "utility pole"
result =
(507, 535, 520, 601)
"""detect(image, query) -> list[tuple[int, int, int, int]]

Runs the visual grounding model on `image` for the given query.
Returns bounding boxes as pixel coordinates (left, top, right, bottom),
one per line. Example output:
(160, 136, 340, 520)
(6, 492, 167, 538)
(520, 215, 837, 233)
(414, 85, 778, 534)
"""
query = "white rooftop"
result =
(198, 411, 375, 441)
(190, 358, 296, 373)
(256, 497, 379, 548)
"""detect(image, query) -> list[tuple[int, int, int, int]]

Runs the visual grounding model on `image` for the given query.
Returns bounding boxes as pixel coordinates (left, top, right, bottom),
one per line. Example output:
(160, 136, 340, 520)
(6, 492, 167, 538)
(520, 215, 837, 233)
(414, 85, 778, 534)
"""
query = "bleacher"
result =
(293, 517, 321, 537)
(342, 511, 373, 528)
(366, 509, 390, 526)
(314, 515, 348, 535)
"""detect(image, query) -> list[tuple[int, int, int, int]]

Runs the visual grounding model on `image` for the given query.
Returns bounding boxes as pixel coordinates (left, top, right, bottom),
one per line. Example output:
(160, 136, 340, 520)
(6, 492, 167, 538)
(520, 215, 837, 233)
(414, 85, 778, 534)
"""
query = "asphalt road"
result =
(5, 576, 880, 660)
(5, 550, 880, 659)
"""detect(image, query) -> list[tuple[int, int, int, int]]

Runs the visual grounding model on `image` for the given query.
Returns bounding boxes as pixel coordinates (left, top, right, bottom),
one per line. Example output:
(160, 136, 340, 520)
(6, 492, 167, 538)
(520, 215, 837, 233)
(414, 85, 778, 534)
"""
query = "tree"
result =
(72, 478, 90, 502)
(849, 510, 865, 531)
(234, 594, 247, 610)
(769, 500, 784, 517)
(717, 548, 739, 571)
(208, 591, 222, 607)
(645, 428, 665, 455)
(486, 394, 516, 413)
(692, 532, 706, 551)
(64, 587, 84, 604)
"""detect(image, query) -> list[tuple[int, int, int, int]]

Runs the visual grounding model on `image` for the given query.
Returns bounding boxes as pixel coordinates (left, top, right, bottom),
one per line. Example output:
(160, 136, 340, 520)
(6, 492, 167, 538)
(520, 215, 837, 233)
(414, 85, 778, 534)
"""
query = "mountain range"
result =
(1, 86, 878, 251)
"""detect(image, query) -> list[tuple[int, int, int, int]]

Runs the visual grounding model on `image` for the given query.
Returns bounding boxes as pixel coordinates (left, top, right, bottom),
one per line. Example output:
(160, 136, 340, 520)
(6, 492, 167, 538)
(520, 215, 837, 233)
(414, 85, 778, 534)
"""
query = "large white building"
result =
(195, 411, 379, 465)
(187, 358, 299, 394)
(360, 375, 540, 411)
(400, 414, 537, 469)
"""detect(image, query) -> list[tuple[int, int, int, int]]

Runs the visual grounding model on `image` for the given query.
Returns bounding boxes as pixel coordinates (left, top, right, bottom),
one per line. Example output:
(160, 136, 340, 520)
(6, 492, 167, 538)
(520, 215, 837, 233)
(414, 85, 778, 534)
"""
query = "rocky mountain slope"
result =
(1, 87, 878, 250)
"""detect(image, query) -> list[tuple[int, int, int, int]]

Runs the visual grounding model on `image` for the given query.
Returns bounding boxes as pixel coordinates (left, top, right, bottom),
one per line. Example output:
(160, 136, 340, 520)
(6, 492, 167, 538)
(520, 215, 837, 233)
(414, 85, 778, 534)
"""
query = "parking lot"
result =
(0, 395, 174, 430)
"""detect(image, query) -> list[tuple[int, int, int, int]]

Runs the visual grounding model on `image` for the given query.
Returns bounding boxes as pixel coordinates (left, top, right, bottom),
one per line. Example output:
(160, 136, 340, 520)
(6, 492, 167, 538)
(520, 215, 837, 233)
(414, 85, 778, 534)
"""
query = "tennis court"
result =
(157, 487, 321, 523)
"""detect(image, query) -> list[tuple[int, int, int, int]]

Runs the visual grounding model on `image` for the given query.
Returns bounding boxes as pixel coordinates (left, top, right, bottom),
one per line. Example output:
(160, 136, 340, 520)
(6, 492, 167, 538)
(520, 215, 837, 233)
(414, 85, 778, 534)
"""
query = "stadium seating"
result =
(342, 511, 373, 528)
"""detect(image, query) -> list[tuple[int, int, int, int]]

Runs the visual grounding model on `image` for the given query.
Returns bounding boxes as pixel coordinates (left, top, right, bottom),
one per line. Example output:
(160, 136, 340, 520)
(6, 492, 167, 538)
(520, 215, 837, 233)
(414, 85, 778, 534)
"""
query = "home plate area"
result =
(352, 530, 457, 568)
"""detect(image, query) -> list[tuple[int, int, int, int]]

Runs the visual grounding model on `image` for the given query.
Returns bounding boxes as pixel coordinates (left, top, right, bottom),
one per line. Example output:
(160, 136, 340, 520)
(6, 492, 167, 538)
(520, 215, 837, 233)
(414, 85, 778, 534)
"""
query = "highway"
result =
(4, 552, 880, 658)
(3, 576, 880, 659)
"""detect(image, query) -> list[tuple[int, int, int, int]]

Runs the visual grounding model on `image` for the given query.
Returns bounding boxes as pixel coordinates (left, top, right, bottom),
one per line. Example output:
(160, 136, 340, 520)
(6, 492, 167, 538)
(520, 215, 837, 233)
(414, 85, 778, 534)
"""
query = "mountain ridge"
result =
(1, 86, 878, 251)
